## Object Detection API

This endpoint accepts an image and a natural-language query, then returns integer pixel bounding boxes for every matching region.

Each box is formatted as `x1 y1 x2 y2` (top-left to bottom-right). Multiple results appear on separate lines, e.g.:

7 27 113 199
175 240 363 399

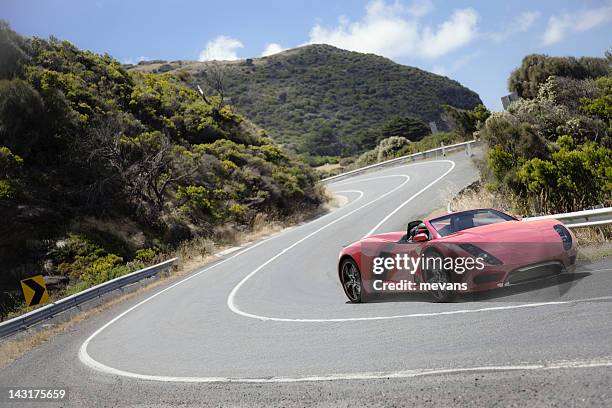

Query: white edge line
78 352 612 383
215 246 243 257
224 295 612 322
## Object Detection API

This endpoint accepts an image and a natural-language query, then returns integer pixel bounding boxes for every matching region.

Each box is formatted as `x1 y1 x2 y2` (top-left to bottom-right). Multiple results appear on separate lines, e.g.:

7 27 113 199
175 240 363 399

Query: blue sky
2 0 611 110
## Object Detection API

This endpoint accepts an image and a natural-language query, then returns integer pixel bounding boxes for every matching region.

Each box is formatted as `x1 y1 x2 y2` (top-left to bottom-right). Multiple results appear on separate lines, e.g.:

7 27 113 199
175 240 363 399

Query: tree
87 121 206 221
198 62 229 109
508 54 609 99
0 20 31 79
442 104 490 137
380 116 430 142
352 128 379 152
0 79 45 156
302 126 343 156
581 75 612 123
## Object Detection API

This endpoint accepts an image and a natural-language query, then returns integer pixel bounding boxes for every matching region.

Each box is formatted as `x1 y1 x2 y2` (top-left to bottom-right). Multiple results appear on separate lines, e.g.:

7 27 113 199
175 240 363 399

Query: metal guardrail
0 257 178 339
321 140 478 183
523 207 612 228
448 200 612 228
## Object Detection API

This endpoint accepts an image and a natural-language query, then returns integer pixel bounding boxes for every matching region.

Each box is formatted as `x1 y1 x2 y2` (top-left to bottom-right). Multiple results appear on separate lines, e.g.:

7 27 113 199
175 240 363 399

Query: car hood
440 219 566 265
441 220 559 242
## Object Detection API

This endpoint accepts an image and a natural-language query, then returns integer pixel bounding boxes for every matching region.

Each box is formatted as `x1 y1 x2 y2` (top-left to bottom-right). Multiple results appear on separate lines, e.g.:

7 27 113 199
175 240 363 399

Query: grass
448 181 515 215
573 225 612 262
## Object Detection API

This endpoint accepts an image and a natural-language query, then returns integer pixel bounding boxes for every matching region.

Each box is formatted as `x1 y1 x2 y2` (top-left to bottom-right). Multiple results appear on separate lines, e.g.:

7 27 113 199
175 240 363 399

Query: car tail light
458 243 503 265
553 224 572 251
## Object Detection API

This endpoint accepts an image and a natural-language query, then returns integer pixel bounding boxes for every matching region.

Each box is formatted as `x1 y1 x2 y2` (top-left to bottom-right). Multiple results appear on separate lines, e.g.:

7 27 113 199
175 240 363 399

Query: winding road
2 151 612 407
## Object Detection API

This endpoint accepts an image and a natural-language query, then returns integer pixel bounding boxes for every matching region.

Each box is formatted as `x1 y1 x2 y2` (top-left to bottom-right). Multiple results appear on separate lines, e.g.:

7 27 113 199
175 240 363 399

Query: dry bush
574 225 612 245
70 216 146 250
448 182 516 215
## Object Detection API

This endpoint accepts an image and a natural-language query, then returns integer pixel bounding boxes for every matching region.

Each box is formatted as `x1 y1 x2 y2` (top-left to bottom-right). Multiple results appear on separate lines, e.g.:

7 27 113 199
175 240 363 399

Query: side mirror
413 233 428 242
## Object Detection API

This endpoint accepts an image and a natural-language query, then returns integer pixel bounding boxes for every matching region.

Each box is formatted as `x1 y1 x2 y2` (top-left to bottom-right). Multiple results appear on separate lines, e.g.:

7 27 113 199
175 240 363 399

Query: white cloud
516 11 540 31
488 11 540 42
307 0 478 59
543 4 612 46
406 0 434 17
419 9 479 58
198 35 243 61
261 43 285 57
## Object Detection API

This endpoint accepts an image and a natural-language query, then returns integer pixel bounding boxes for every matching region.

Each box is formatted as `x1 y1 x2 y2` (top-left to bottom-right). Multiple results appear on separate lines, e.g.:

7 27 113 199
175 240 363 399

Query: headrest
452 215 474 232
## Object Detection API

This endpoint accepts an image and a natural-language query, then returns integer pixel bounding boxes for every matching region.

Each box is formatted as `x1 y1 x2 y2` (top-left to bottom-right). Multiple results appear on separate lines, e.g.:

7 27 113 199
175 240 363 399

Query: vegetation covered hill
132 44 482 158
0 22 324 316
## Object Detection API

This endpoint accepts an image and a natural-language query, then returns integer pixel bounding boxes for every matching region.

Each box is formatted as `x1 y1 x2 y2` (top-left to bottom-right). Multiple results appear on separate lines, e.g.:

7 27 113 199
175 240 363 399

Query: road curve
2 151 612 407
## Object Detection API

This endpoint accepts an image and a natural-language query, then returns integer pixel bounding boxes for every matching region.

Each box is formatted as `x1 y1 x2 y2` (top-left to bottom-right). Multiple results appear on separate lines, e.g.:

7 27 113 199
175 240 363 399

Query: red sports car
338 208 577 302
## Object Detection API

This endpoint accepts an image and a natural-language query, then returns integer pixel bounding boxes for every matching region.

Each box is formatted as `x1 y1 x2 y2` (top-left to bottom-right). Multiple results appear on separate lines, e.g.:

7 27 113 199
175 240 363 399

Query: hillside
0 23 324 315
131 44 483 156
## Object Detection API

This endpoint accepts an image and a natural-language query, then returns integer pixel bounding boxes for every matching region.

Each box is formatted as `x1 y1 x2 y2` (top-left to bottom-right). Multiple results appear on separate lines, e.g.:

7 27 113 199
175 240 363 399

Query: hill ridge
132 44 482 156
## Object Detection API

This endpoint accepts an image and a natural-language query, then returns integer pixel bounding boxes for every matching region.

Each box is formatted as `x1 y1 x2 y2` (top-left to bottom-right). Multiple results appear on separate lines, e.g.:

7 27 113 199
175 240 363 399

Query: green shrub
135 247 158 262
0 179 18 199
81 254 123 285
228 203 249 222
517 141 611 212
176 185 227 219
376 136 410 161
487 145 516 182
581 76 612 123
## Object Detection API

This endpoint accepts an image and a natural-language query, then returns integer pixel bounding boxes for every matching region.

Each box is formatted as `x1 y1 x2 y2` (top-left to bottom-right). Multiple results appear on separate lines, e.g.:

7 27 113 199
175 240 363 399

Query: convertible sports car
338 208 577 302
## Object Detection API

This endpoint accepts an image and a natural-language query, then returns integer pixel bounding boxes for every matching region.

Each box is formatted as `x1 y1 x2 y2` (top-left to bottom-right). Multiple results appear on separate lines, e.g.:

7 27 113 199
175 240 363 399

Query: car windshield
430 209 515 237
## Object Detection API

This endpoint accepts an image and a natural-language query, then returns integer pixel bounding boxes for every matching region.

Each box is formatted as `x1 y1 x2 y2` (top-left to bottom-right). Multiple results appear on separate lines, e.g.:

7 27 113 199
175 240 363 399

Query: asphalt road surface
1 151 611 407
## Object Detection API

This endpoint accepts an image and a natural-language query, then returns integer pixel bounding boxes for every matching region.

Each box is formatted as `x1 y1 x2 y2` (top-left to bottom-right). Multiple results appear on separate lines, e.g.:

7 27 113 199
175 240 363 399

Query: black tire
423 250 456 303
340 258 367 303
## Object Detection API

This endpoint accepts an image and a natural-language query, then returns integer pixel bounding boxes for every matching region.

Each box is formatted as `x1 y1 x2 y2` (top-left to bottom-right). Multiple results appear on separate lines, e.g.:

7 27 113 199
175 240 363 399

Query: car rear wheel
340 258 366 303
423 250 456 303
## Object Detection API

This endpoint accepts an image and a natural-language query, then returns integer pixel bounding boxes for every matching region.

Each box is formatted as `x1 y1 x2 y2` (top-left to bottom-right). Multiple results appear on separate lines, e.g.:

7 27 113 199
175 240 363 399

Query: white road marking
215 246 243 257
331 190 364 207
226 295 612 322
78 352 612 383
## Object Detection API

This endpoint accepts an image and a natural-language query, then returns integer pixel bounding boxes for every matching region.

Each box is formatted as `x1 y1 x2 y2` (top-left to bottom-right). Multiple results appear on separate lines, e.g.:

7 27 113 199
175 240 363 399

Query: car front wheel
340 258 367 303
423 250 456 303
